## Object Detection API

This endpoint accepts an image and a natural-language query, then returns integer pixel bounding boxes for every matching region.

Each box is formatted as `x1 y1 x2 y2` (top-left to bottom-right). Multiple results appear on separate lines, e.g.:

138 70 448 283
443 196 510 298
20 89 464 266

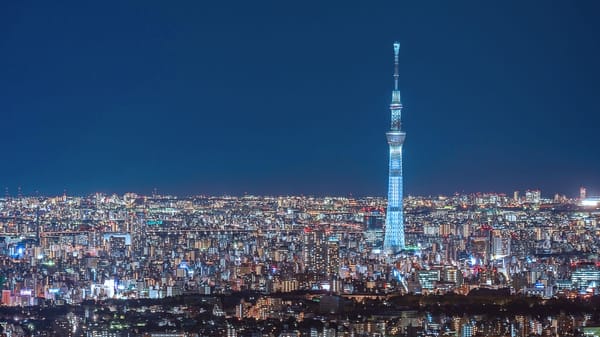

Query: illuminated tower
383 42 406 252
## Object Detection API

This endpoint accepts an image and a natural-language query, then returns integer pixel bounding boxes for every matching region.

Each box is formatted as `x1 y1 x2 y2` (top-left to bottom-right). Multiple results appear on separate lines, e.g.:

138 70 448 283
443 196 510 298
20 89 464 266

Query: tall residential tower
383 42 406 252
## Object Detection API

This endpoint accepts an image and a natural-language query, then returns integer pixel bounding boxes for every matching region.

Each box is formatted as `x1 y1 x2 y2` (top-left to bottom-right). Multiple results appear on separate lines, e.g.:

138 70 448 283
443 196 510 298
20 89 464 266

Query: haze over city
2 1 599 197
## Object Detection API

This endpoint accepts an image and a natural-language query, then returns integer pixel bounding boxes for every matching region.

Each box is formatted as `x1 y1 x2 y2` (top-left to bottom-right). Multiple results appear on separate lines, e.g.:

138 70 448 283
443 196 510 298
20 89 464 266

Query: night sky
1 1 599 197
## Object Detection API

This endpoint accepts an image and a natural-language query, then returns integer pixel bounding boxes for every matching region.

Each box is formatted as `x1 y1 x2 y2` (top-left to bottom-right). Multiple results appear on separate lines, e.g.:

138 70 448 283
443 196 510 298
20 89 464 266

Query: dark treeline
383 293 600 317
3 292 600 318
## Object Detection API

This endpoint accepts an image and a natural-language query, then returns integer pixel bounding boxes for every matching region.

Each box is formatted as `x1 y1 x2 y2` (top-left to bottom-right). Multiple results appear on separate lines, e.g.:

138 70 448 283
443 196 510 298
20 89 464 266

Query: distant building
303 227 327 277
581 197 600 207
443 267 464 286
417 270 440 291
326 237 340 277
525 190 541 204
364 209 384 231
572 266 600 289
1 289 11 306
461 323 473 337
492 235 511 258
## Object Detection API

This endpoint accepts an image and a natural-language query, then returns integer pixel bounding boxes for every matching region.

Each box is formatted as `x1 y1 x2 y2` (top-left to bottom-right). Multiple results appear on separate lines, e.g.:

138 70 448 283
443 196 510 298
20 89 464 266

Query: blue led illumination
383 42 406 253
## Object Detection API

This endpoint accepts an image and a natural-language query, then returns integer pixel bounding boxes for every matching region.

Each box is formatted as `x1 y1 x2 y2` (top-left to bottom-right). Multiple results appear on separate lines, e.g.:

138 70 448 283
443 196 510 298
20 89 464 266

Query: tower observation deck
383 42 406 253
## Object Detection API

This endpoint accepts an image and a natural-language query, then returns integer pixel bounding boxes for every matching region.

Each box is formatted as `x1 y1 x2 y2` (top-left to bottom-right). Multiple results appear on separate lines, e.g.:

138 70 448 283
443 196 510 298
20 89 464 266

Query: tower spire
393 42 400 90
390 42 402 131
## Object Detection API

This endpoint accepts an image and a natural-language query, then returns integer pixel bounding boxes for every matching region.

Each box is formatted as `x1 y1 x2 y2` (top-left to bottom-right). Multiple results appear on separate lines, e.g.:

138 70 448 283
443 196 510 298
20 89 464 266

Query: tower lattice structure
383 42 406 252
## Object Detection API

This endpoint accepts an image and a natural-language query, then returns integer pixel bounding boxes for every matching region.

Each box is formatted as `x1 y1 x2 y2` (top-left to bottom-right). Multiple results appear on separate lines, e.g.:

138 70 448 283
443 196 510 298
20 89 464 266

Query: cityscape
0 189 600 336
2 1 600 337
1 45 600 335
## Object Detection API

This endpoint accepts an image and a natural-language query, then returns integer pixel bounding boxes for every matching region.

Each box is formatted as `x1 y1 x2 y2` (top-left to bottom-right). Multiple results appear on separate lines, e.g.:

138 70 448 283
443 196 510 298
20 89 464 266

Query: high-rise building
525 190 541 204
492 233 511 258
326 237 340 277
303 226 341 280
383 42 406 252
417 270 440 291
461 323 474 337
303 227 327 276
2 289 11 306
571 265 600 289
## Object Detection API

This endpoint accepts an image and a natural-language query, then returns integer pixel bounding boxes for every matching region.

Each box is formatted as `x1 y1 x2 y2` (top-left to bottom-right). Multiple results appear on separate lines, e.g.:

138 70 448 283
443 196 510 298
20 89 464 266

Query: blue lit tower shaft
383 42 406 252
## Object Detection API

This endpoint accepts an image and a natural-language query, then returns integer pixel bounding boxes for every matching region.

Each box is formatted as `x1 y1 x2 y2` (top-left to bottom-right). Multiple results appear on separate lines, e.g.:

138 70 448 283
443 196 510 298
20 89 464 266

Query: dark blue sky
1 1 599 197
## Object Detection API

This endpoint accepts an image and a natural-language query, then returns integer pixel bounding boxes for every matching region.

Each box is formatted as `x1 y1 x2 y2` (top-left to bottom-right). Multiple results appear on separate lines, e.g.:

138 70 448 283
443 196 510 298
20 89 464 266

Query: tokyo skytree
383 42 406 253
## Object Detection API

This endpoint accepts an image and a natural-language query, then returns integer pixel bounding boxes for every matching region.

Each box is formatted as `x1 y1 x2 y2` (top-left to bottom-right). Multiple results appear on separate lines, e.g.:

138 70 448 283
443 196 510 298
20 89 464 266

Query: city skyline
1 2 599 196
0 187 596 200
2 3 600 336
1 189 599 336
